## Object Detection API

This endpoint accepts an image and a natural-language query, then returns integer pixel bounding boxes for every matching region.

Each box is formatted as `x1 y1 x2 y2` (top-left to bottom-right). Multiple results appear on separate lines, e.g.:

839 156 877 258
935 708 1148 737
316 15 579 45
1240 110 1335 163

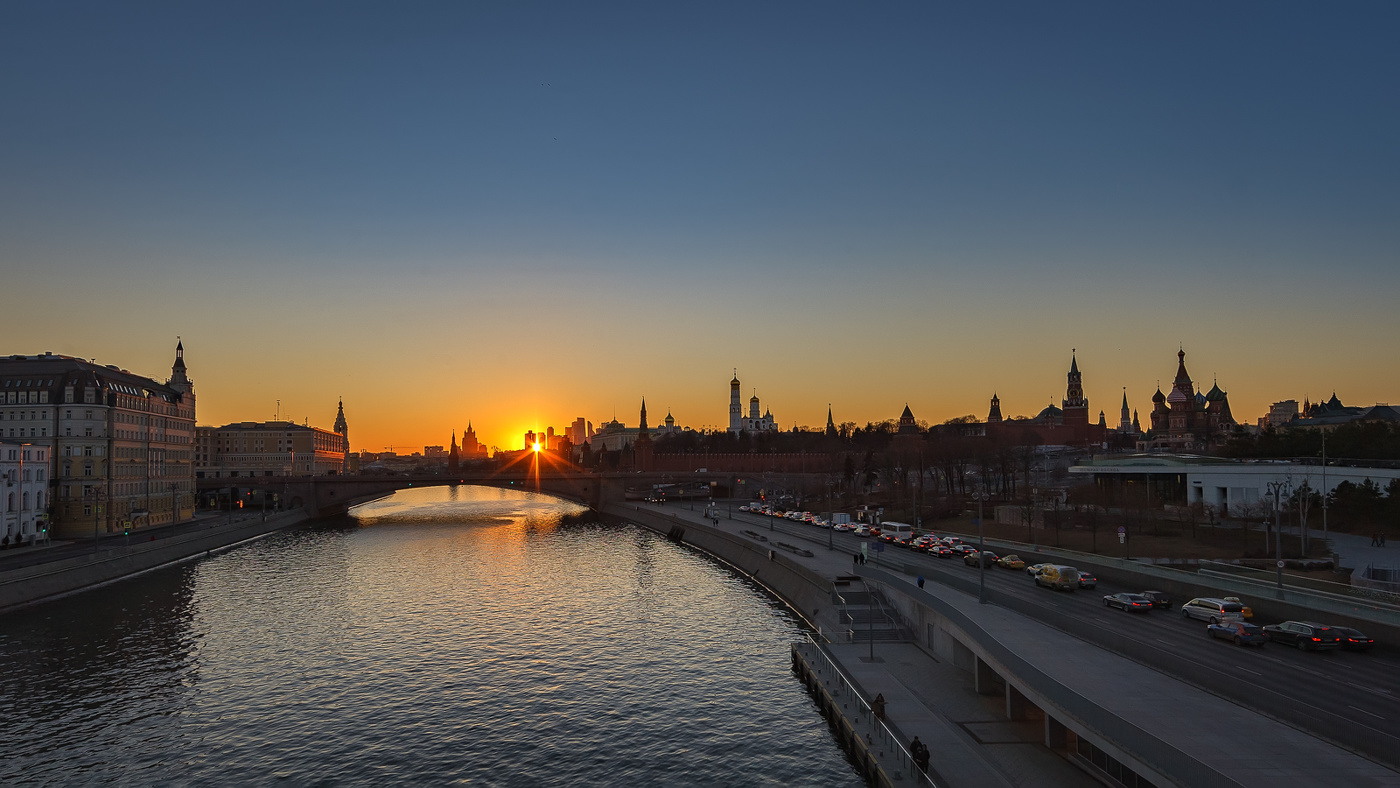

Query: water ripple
0 487 861 786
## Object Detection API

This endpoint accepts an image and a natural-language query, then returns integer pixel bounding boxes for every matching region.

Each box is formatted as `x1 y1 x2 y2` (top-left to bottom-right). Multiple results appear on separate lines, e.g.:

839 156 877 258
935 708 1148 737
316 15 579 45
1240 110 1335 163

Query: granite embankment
0 509 312 613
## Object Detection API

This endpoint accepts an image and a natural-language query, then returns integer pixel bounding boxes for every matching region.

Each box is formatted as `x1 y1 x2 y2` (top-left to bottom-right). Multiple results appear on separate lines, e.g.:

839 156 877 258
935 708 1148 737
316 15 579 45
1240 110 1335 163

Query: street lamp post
1266 479 1291 597
974 487 991 604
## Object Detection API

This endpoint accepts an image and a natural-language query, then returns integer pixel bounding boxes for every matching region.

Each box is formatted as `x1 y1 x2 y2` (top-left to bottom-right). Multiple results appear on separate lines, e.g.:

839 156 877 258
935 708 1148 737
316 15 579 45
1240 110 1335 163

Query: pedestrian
1372 533 1379 547
871 692 886 721
854 551 861 568
910 736 930 773
917 575 925 589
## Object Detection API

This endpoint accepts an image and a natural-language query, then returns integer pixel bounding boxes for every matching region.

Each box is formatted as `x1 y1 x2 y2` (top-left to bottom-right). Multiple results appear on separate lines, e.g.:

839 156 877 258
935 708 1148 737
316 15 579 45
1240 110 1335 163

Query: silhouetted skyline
3 2 1397 450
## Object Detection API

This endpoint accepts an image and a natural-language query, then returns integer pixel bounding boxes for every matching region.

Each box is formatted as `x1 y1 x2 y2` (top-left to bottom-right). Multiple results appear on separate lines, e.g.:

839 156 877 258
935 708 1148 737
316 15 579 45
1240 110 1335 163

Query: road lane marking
1236 666 1262 676
1349 705 1386 721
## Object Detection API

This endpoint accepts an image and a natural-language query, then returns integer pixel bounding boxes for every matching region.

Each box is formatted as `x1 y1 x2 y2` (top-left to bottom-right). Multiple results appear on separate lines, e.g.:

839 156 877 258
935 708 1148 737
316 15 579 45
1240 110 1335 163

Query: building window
83 463 93 476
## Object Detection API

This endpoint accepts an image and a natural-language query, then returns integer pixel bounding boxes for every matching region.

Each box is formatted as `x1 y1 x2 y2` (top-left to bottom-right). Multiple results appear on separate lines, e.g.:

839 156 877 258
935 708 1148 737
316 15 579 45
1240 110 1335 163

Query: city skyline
4 3 1398 452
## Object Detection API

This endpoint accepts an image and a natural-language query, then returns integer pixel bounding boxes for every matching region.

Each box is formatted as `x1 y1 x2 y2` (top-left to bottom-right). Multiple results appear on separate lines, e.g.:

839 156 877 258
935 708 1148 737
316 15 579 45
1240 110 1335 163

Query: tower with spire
826 405 837 438
168 339 192 393
332 397 349 472
1119 389 1132 433
1062 350 1089 428
448 431 460 473
728 371 742 434
988 393 1003 424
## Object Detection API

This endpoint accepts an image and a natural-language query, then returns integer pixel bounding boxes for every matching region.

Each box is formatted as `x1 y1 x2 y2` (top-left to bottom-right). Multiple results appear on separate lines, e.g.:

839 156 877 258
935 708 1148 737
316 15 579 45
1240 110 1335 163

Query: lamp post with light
1266 478 1292 596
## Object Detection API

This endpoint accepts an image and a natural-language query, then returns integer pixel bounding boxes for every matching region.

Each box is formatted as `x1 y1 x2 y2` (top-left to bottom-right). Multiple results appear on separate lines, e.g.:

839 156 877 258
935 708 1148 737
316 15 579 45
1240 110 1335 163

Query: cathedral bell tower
728 371 742 433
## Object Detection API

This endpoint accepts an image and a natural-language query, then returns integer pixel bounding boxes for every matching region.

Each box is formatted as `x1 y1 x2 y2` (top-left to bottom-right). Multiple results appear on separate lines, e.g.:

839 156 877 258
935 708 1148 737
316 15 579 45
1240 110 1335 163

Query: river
0 486 862 786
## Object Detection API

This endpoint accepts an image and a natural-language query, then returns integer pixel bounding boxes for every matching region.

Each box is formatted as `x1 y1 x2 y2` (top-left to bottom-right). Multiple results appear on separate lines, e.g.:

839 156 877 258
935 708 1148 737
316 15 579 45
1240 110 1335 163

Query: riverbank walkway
618 501 1399 787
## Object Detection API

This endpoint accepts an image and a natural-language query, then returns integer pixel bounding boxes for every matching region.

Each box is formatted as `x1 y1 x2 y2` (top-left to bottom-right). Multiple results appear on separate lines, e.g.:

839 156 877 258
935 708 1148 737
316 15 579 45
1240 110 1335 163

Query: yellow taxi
997 554 1026 570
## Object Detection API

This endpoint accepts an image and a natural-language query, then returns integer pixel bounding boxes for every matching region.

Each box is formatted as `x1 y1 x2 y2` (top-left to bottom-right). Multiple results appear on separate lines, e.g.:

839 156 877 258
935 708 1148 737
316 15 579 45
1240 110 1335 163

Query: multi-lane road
726 508 1400 769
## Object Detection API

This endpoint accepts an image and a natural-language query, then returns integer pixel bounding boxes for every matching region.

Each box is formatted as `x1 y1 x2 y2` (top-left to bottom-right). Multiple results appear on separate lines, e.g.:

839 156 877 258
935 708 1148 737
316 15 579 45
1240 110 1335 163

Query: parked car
1103 593 1154 612
1332 627 1375 651
853 525 872 537
1140 590 1172 609
996 554 1026 570
1262 621 1342 651
1208 621 1267 647
1025 563 1048 577
1076 571 1098 589
1180 598 1246 624
1035 565 1080 591
964 550 998 567
1222 596 1253 619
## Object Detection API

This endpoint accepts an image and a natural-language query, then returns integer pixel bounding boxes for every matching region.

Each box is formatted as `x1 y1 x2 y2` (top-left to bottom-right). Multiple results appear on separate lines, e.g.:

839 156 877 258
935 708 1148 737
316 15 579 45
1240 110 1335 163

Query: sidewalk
1323 528 1398 572
626 502 1400 786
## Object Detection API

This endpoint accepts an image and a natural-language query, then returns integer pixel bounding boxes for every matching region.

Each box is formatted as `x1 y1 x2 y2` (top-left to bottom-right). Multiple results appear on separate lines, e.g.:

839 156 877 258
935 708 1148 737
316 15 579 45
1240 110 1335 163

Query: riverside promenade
608 501 1400 788
0 508 311 613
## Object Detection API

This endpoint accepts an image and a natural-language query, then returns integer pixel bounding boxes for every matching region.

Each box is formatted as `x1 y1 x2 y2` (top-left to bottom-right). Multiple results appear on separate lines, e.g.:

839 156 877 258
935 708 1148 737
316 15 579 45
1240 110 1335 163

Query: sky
3 2 1398 452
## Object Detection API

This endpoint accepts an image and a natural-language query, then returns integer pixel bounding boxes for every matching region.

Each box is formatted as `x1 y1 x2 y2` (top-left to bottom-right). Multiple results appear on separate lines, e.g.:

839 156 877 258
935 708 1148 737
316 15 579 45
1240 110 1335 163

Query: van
1035 565 1080 591
1181 598 1246 624
880 522 915 539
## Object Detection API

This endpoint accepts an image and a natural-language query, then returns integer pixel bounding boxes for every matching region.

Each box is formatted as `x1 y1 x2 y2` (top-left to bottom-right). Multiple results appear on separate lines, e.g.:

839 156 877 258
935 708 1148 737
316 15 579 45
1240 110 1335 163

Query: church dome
1151 387 1166 404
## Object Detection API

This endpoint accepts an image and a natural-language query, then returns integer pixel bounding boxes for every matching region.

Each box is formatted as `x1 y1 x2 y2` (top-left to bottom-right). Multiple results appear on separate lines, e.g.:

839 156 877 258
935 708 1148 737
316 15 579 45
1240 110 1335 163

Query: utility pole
975 487 991 604
1320 431 1328 539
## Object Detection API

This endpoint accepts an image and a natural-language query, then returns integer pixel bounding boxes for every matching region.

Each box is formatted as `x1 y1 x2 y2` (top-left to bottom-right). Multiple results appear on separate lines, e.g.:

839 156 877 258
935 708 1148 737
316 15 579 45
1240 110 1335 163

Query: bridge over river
194 469 775 518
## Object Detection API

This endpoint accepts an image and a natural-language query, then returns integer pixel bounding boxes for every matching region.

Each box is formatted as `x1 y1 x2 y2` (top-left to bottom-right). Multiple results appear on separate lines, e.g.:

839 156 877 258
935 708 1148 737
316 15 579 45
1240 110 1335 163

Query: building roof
1 352 185 404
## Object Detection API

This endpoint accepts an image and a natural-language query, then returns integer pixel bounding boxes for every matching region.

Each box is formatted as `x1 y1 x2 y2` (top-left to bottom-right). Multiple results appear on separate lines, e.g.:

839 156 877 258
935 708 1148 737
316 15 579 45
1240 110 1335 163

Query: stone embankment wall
600 504 834 628
0 510 310 613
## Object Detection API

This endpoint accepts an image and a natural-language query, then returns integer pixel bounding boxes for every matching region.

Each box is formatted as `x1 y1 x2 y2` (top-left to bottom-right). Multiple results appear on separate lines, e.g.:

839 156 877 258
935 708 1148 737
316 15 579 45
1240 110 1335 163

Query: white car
833 523 854 533
853 525 871 537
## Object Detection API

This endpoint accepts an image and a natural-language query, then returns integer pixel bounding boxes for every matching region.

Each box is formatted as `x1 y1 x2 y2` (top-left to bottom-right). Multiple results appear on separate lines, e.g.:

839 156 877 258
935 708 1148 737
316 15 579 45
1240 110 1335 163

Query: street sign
1277 560 1285 568
1117 526 1126 534
1118 533 1126 544
875 542 885 552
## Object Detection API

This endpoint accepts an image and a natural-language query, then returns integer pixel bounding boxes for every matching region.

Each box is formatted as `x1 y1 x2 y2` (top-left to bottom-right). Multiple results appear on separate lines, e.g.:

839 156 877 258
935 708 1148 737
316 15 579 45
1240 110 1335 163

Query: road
726 508 1400 769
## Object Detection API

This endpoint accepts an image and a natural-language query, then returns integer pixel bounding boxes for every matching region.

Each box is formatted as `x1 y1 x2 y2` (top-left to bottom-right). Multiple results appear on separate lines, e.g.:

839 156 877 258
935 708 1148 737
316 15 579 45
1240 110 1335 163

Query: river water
0 486 862 786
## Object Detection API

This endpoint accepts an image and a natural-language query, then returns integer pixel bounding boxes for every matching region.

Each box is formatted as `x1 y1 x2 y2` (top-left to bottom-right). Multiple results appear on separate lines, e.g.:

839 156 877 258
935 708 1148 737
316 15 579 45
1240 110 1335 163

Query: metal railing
799 633 938 787
1198 560 1400 610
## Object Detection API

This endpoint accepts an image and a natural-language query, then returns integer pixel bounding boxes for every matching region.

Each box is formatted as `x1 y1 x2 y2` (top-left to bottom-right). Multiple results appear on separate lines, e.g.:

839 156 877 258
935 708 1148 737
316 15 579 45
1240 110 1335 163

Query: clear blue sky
3 2 1397 449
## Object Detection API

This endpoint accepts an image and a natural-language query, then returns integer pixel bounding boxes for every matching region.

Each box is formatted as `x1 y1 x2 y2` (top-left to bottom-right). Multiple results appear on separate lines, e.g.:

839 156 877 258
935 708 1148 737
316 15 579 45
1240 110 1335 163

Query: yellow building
196 412 348 481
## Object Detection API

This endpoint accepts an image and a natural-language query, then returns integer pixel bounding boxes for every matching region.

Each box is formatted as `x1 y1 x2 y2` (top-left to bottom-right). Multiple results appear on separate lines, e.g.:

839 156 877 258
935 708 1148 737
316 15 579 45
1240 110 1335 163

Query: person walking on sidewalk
871 693 886 722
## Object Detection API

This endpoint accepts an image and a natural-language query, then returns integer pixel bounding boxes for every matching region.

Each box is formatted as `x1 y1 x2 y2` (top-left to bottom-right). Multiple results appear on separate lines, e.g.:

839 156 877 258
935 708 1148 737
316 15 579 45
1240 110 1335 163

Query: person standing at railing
871 693 886 721
911 736 930 774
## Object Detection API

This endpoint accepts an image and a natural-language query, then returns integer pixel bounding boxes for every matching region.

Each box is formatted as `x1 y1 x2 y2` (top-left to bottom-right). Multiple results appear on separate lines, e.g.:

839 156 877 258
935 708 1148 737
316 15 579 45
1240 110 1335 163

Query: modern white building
1070 455 1400 517
1 441 49 546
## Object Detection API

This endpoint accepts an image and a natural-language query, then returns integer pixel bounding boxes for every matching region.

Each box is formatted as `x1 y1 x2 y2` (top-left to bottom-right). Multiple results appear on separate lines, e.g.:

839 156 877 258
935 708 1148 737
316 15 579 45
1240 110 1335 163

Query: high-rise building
0 342 196 539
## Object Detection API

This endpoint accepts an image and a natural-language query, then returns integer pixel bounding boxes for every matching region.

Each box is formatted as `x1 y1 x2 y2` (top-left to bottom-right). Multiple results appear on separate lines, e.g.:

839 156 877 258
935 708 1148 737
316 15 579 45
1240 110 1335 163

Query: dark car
951 544 978 556
1140 590 1172 609
1076 571 1098 589
929 545 955 558
1333 626 1375 652
963 550 998 567
1208 621 1267 647
1103 593 1153 612
1262 621 1342 651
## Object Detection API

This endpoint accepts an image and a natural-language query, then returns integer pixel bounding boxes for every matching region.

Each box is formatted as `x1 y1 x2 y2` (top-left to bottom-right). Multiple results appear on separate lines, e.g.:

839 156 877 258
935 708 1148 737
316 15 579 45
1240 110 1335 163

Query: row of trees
1222 421 1400 460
